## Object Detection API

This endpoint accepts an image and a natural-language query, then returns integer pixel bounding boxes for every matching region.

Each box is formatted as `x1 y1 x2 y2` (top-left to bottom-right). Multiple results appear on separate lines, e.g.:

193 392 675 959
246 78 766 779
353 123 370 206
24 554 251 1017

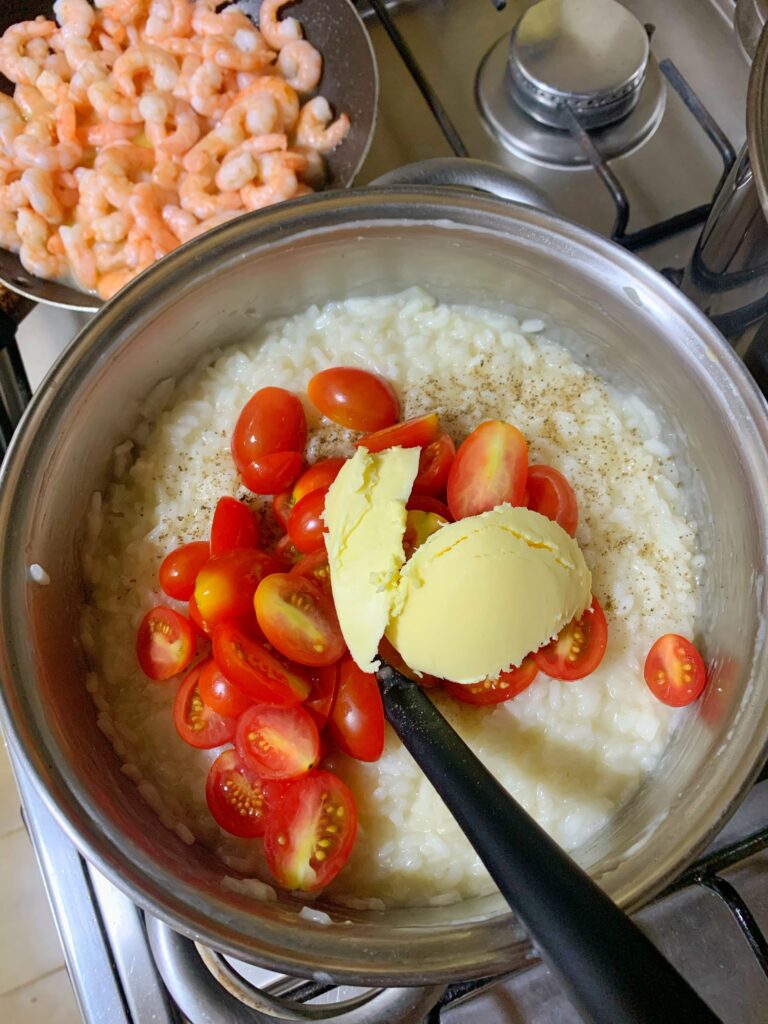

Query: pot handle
370 157 550 210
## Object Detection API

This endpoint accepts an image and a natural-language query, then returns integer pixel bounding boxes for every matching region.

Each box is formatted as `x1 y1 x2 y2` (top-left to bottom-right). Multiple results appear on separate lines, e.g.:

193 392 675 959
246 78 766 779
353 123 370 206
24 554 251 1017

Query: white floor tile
0 967 81 1024
0 829 64 994
0 733 22 838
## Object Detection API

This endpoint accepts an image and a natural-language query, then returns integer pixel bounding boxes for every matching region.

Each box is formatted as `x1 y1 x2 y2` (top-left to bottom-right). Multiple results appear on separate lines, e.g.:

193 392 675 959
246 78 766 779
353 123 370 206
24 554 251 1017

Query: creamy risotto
80 288 700 907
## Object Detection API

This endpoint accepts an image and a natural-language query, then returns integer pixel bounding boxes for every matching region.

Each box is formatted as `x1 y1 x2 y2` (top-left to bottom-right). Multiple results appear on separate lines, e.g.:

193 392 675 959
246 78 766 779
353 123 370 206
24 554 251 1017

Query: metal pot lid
508 0 649 130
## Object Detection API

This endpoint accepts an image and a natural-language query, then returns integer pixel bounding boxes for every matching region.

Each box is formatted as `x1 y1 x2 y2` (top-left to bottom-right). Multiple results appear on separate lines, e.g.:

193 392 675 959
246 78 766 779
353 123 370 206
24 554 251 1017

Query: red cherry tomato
328 656 385 762
211 497 260 555
198 658 253 719
136 606 196 681
644 634 707 707
412 433 455 497
264 770 358 891
287 487 328 555
307 367 399 432
447 420 529 520
356 412 440 453
194 548 278 630
206 749 277 838
212 622 311 706
526 465 579 537
290 549 332 594
231 387 307 470
173 660 236 748
406 494 453 520
236 704 320 780
159 541 210 601
272 491 294 532
255 572 345 667
188 594 211 637
305 663 339 729
240 451 304 495
445 657 538 705
292 458 346 504
273 533 303 569
533 597 608 681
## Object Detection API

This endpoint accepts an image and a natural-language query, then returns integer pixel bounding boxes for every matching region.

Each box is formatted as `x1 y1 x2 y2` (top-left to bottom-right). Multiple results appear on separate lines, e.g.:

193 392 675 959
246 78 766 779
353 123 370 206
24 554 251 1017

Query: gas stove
7 1 768 1022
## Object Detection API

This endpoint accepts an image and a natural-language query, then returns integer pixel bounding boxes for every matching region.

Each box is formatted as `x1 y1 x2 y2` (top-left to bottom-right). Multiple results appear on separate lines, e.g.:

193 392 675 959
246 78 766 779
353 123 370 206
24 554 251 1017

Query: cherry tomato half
231 387 307 470
406 494 452 521
173 660 236 749
206 749 277 838
159 541 210 602
290 549 332 594
210 496 260 555
272 491 294 532
255 572 345 667
533 596 608 682
198 658 253 719
213 622 311 706
188 594 211 637
412 433 455 497
402 509 447 558
447 420 529 520
240 450 304 495
287 487 328 555
136 606 196 681
644 634 707 707
305 663 339 729
292 458 346 504
526 465 579 537
307 367 399 432
328 656 385 762
273 533 303 569
356 412 440 453
264 770 358 891
236 704 320 780
445 657 538 705
194 548 278 630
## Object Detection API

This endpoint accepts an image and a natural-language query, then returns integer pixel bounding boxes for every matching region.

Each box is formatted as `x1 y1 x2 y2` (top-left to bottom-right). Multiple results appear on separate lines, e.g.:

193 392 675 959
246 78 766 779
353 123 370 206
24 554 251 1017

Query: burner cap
508 0 650 130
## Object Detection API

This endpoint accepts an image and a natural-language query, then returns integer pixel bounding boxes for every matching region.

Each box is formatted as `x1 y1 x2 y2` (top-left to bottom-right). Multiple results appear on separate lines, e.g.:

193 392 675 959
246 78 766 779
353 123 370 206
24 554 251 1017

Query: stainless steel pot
1 184 768 989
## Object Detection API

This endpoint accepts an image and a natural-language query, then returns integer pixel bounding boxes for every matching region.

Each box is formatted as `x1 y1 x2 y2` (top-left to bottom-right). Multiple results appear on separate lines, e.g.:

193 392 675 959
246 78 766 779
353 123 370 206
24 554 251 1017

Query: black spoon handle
376 664 721 1024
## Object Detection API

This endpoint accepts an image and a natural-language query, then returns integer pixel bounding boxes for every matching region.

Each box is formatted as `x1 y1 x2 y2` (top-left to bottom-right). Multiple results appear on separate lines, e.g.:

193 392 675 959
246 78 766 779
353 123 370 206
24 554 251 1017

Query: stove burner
476 34 666 169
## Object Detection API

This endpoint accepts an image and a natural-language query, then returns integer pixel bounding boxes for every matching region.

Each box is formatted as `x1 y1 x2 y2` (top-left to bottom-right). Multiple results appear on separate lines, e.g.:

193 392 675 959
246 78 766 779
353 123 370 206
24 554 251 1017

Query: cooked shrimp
296 96 350 153
276 40 321 94
20 168 64 223
201 29 274 73
97 267 134 298
145 97 201 155
224 77 299 134
91 208 133 243
183 123 243 173
14 84 53 121
178 166 242 219
151 158 180 188
161 202 197 242
259 0 302 51
215 131 287 189
183 207 242 240
0 210 20 250
35 69 72 105
0 95 24 154
14 109 83 171
240 150 305 211
113 45 179 97
0 177 26 213
17 206 66 278
101 0 147 25
87 79 142 122
94 142 154 205
53 0 96 39
128 181 180 249
294 143 325 188
186 60 233 119
145 0 192 41
93 240 130 273
75 167 111 219
0 18 57 86
59 222 98 288
81 121 137 146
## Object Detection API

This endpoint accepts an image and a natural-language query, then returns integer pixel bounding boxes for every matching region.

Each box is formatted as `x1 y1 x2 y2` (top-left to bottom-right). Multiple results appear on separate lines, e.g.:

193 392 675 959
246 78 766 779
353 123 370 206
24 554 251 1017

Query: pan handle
370 158 550 210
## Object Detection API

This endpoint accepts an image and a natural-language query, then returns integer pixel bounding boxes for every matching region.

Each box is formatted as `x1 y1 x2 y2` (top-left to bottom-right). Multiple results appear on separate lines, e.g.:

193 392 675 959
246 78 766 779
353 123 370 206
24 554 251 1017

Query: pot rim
2 187 768 984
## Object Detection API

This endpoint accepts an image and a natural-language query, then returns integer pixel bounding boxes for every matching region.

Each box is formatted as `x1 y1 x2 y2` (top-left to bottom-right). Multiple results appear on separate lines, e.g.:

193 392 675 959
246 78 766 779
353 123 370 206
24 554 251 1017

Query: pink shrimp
145 97 201 156
214 133 287 191
151 158 181 188
58 222 98 289
17 206 66 279
295 96 350 153
145 0 192 41
259 0 302 51
81 121 138 146
87 80 142 123
97 266 135 299
13 84 53 120
90 208 133 243
276 40 322 94
224 77 300 134
178 166 243 219
94 142 154 205
112 45 180 97
0 210 20 250
0 95 24 154
161 202 197 242
183 207 242 240
0 18 57 86
182 123 243 174
185 60 234 119
20 168 64 223
14 104 83 171
201 29 275 73
128 181 180 250
240 150 305 211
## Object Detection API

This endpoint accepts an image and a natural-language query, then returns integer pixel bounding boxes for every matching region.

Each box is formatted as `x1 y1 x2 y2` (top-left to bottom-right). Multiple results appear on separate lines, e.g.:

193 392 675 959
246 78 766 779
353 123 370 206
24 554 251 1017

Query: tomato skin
328 656 385 762
287 487 328 555
307 367 399 432
240 451 304 495
447 420 529 520
305 663 339 728
526 465 579 537
206 749 276 838
273 533 303 570
406 494 453 521
198 659 253 719
231 387 307 470
292 458 346 504
212 622 311 706
173 661 236 749
402 509 447 558
445 657 538 705
413 433 455 497
644 634 706 707
137 606 196 681
255 573 345 667
356 412 440 453
264 770 358 891
272 491 294 532
236 704 320 780
188 594 211 637
211 497 260 555
194 548 278 630
290 549 332 594
159 541 210 601
533 596 608 681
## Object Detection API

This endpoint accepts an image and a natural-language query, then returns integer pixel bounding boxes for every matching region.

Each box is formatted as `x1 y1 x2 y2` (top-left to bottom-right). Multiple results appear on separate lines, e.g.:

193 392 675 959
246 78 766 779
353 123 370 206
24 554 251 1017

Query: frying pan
0 0 378 311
